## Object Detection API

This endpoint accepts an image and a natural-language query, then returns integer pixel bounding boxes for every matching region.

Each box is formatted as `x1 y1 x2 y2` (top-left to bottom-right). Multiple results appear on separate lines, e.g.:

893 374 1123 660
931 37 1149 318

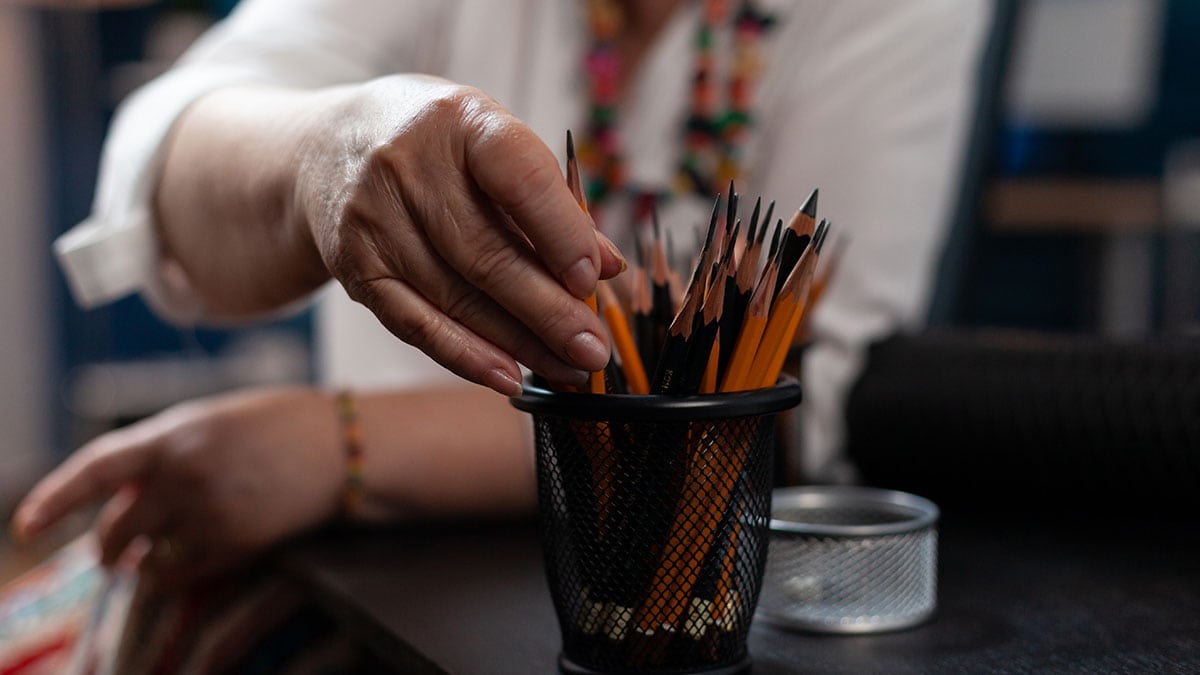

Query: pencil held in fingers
566 130 610 393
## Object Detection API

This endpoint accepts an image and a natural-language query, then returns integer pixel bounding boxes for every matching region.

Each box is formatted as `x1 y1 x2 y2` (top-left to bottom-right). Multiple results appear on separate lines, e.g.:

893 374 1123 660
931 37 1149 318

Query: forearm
349 386 536 523
155 85 347 318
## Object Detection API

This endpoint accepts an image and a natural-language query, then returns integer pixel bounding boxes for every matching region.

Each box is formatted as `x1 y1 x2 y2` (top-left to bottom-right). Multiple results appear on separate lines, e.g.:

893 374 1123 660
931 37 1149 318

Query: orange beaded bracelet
335 390 365 519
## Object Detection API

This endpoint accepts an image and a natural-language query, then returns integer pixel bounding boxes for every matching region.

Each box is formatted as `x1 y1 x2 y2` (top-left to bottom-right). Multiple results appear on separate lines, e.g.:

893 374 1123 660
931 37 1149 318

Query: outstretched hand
11 388 343 586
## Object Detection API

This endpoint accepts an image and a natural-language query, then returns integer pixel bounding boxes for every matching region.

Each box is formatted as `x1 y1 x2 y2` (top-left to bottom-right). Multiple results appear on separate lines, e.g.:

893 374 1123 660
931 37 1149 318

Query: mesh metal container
757 486 939 634
512 379 802 674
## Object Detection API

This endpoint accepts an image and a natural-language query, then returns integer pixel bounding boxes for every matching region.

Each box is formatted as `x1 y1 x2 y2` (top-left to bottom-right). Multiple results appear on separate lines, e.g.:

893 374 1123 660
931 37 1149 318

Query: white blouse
54 0 992 481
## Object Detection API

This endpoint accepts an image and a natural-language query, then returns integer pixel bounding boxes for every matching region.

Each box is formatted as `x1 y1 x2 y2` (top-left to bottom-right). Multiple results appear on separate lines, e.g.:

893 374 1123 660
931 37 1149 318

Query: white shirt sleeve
54 0 451 322
749 0 993 481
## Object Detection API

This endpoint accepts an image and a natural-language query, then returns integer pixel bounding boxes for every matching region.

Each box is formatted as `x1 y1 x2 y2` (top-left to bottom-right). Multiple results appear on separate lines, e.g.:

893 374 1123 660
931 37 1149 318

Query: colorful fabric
0 537 378 675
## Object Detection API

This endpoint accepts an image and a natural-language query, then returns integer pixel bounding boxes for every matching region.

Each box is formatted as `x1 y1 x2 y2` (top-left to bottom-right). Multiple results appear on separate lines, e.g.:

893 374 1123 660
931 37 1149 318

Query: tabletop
284 514 1200 674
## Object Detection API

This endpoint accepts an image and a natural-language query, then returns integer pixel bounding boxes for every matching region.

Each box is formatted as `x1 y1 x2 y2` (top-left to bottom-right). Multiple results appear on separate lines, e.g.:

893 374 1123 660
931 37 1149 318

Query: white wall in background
0 9 52 502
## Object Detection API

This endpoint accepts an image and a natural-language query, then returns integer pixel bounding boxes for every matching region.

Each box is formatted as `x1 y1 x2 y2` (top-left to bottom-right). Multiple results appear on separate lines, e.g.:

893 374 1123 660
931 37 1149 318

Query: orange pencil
747 220 828 388
566 131 605 394
718 198 764 377
720 240 782 392
772 191 818 301
598 281 650 395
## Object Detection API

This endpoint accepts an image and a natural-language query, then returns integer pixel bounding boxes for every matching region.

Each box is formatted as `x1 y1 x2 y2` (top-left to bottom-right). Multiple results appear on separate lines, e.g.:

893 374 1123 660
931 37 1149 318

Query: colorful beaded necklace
577 0 775 220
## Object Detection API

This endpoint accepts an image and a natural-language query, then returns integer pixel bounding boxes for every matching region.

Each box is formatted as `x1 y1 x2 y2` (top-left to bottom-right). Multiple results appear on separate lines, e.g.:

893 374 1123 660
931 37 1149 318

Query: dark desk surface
285 516 1200 674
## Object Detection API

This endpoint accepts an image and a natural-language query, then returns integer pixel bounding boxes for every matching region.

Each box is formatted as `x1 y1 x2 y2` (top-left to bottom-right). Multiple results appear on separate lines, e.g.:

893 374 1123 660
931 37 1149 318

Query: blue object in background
964 0 1200 332
40 1 310 458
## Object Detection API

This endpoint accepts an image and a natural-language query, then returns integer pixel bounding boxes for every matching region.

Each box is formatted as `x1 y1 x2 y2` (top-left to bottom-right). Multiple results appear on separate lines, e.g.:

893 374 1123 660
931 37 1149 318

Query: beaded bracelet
335 390 365 519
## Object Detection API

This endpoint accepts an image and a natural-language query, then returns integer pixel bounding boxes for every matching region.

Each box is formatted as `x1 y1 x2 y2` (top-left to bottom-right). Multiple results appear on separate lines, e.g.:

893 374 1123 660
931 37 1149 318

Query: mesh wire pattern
758 487 939 634
513 380 801 674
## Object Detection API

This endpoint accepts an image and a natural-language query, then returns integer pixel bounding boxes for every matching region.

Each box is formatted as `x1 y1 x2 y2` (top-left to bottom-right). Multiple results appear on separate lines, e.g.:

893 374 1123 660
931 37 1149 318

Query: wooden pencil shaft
773 198 817 297
679 317 719 395
718 281 752 379
735 213 767 295
634 427 745 632
715 221 741 294
600 281 650 394
565 131 604 393
688 198 723 291
759 272 816 387
719 254 778 392
651 277 703 394
747 250 817 388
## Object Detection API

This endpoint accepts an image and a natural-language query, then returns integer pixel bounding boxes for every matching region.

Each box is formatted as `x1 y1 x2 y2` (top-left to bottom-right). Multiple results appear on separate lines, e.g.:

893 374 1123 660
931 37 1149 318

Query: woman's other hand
10 388 342 585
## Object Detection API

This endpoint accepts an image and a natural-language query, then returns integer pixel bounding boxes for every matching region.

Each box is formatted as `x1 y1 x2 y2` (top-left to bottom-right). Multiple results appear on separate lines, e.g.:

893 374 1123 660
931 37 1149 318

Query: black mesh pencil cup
512 377 802 675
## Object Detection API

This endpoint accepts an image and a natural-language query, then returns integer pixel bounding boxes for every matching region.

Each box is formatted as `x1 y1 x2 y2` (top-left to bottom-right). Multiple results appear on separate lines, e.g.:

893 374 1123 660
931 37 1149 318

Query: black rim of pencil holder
512 377 802 675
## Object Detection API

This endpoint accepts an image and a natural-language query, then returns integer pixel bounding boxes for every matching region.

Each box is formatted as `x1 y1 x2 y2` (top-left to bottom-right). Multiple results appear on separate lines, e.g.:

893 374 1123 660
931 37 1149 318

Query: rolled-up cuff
54 211 156 309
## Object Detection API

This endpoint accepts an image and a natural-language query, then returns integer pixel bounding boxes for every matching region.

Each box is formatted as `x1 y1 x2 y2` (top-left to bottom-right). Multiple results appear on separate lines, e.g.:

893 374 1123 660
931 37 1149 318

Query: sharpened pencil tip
800 188 818 219
815 219 831 254
757 201 776 246
566 130 575 160
768 218 783 260
703 197 721 249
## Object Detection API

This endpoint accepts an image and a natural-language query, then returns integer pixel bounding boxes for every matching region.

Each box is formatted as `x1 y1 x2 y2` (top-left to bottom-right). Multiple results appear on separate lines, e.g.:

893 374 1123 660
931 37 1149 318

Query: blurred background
0 0 1198 513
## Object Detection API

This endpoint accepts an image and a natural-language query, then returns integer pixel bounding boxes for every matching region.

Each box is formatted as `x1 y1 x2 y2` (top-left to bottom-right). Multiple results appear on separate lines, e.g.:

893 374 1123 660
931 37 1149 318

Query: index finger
465 117 621 298
13 426 159 540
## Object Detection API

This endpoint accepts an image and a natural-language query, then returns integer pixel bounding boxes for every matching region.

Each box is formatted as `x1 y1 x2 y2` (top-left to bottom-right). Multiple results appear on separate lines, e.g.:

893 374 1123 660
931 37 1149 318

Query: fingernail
542 364 590 390
483 369 523 397
598 234 628 273
562 257 598 298
564 332 609 371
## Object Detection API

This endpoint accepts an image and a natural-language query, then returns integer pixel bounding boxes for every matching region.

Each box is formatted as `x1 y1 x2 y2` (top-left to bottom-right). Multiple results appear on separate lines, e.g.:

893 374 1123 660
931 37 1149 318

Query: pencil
757 220 831 387
773 189 818 300
719 197 763 377
719 238 782 392
632 243 657 374
650 206 674 365
679 261 726 395
747 219 828 388
650 199 721 394
566 131 606 394
598 280 650 394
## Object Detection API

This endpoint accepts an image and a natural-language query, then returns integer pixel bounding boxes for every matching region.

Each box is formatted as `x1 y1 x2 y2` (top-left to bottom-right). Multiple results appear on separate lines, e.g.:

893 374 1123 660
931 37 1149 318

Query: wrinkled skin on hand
298 76 626 394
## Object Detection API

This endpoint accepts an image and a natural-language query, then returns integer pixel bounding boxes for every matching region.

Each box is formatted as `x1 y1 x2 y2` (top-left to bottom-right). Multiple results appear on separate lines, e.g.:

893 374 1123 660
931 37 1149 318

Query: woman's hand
11 388 343 585
299 76 626 393
158 76 625 395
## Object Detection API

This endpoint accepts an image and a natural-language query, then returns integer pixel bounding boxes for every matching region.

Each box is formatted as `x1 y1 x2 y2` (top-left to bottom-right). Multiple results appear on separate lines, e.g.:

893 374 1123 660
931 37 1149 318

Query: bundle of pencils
562 131 831 397
546 132 834 666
